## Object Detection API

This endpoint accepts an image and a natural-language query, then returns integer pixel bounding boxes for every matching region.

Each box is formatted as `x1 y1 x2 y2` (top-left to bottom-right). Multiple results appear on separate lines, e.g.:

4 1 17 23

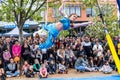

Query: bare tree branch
11 0 18 24
25 0 37 19
25 0 47 20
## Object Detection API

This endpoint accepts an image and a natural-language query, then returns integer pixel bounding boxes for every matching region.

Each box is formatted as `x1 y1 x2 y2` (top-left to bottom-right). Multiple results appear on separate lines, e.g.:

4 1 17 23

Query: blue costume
39 17 70 49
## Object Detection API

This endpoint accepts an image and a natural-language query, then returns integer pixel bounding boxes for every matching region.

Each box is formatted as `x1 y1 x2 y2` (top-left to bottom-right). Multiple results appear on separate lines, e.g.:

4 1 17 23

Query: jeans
75 66 86 71
49 67 56 73
103 69 112 74
6 71 19 77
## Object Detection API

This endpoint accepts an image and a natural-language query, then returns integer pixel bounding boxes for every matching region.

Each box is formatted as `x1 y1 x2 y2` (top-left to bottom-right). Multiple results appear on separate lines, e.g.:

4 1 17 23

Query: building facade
45 0 117 23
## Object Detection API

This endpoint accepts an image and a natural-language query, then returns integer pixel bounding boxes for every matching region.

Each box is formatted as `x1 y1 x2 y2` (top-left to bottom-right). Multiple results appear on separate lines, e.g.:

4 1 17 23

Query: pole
96 0 120 74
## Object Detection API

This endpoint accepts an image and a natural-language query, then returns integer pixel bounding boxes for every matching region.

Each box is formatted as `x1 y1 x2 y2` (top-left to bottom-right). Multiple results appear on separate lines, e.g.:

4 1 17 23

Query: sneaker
17 75 19 77
7 75 12 78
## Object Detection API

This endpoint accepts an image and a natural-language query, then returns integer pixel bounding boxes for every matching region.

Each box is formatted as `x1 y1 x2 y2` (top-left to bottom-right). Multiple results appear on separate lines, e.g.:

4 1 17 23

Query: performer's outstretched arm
58 0 68 17
73 22 92 28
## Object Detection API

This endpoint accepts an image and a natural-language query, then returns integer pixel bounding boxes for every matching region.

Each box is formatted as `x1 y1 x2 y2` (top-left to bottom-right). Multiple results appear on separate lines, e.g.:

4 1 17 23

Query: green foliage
85 3 119 38
0 0 47 22
59 30 69 38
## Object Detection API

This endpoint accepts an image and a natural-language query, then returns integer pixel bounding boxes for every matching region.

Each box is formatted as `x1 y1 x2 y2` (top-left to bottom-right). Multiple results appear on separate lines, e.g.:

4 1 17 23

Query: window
76 6 81 16
53 7 60 18
65 5 81 16
53 4 81 17
86 8 95 17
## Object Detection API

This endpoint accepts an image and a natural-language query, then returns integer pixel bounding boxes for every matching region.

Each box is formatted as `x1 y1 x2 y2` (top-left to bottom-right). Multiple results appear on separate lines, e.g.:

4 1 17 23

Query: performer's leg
39 33 54 49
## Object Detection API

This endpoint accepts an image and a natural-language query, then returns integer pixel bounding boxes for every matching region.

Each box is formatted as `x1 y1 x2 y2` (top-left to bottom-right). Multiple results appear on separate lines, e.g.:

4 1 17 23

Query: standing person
37 0 92 49
12 40 21 59
2 38 13 55
35 50 42 63
41 48 47 63
93 41 103 57
21 40 31 62
57 45 65 63
82 36 93 58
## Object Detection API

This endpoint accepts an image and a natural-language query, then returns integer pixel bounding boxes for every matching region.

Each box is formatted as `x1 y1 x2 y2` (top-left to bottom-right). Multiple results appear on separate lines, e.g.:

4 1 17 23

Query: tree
0 0 63 43
85 3 119 38
0 0 47 43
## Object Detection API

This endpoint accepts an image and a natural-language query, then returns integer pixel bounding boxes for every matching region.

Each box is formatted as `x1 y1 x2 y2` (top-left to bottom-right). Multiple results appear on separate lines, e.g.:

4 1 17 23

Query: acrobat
38 0 92 49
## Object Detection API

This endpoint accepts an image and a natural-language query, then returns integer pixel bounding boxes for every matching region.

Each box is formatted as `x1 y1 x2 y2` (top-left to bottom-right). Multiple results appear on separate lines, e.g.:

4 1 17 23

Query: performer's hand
88 17 94 26
89 21 94 26
102 25 107 28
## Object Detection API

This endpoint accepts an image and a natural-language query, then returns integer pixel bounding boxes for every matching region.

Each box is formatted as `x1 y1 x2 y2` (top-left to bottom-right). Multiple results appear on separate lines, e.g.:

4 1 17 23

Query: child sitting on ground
99 61 113 74
25 66 34 78
22 61 30 75
58 60 68 74
39 64 48 78
49 60 56 74
33 59 41 74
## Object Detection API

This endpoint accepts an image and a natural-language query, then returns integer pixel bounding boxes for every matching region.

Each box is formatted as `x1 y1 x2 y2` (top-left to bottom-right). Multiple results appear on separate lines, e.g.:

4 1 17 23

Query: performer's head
69 13 78 21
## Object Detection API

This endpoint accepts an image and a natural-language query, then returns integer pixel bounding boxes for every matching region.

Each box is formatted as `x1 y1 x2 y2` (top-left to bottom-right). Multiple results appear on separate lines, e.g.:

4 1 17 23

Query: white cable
45 0 48 25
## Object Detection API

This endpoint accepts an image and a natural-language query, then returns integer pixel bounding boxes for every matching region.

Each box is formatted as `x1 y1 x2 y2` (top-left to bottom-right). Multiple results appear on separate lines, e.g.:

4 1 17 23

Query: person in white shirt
93 41 103 57
57 45 65 63
99 61 112 74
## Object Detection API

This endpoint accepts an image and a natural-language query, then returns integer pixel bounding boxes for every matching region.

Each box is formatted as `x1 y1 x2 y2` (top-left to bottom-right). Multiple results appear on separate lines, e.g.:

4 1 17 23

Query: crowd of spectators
0 34 118 79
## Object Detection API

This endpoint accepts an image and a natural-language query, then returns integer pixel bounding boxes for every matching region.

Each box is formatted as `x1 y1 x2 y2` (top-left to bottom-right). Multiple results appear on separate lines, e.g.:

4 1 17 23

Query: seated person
22 61 30 75
33 59 41 73
6 58 19 77
35 50 42 63
0 59 6 80
49 60 56 74
48 54 55 62
58 60 68 74
39 64 48 78
43 60 50 72
65 45 76 68
75 54 91 72
25 66 34 78
99 61 113 74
